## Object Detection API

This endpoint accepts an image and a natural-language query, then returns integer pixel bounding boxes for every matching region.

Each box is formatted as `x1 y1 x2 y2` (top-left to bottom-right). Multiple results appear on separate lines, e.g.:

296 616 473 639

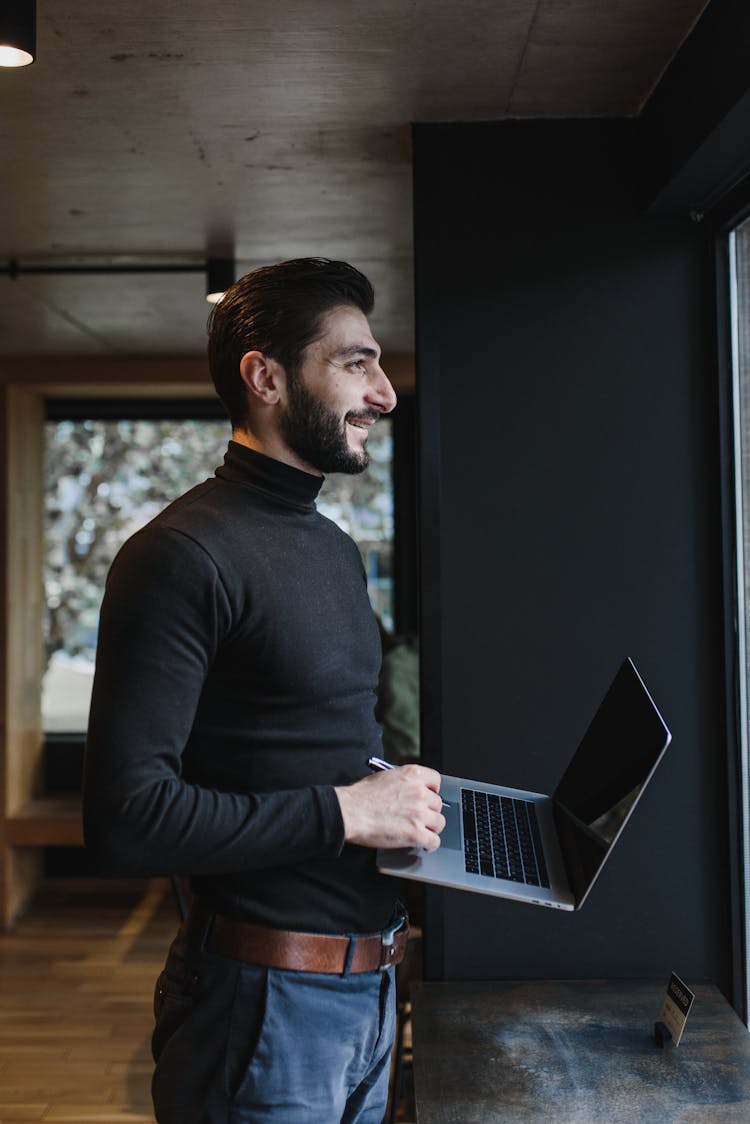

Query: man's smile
346 409 380 432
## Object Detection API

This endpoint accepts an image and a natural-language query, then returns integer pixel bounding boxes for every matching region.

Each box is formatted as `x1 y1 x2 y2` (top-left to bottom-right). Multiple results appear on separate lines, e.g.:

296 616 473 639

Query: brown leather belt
186 905 409 974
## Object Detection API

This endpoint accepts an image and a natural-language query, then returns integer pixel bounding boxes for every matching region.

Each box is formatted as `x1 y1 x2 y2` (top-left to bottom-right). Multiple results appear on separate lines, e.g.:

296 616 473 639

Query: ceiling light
0 1 36 68
206 258 234 304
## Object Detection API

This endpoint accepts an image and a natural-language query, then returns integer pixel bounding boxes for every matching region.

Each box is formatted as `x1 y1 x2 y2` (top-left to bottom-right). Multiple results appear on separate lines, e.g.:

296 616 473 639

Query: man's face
280 305 397 475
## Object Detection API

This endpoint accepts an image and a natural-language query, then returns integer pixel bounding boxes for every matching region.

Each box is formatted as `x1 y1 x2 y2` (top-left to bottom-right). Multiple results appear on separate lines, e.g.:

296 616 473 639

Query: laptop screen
551 658 672 905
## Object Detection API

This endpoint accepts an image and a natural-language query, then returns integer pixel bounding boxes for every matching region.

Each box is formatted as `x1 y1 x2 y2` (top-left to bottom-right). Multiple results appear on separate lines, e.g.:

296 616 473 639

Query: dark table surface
411 979 750 1123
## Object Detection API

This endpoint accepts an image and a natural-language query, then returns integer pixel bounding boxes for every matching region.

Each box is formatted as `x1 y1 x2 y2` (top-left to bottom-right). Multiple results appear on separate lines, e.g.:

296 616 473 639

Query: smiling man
83 258 445 1124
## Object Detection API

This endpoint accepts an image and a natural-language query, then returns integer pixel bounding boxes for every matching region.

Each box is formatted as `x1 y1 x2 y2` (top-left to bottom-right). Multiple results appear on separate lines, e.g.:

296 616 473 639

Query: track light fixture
206 258 235 304
3 256 241 312
2 257 238 295
0 1 36 68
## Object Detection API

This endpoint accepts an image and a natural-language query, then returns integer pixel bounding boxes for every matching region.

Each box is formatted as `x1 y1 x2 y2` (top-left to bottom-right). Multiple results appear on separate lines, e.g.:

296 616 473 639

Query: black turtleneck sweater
83 441 398 934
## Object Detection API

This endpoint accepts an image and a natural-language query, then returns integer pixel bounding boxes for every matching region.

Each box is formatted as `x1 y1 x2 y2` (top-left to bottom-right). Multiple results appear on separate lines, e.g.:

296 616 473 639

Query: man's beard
280 373 375 475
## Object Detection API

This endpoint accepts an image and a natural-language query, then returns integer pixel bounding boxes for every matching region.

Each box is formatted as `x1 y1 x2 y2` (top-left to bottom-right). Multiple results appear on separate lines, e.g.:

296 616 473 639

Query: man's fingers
426 790 445 815
334 765 448 849
425 809 446 835
419 825 442 852
400 763 442 793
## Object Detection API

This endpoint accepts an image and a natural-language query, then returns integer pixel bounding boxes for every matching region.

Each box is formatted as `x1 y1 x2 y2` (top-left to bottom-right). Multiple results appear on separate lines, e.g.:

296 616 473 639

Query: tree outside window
43 416 393 732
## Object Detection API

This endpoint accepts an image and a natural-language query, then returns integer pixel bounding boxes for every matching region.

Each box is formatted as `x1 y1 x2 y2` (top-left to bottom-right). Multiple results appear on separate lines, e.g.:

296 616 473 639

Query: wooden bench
6 793 84 847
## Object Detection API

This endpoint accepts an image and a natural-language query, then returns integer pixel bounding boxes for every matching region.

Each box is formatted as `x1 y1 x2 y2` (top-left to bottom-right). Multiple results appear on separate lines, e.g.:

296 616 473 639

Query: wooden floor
0 879 416 1124
0 878 178 1124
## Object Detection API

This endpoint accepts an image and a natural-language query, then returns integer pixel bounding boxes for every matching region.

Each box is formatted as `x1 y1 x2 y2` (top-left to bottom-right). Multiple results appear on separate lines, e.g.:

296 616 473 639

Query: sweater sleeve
83 524 345 877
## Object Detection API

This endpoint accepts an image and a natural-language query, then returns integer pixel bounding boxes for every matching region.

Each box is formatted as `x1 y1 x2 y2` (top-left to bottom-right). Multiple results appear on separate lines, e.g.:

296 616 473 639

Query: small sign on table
655 972 695 1047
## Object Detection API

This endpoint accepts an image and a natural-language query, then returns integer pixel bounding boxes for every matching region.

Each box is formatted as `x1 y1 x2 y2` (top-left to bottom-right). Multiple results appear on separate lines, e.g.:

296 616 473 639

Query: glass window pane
43 418 393 733
729 219 750 1020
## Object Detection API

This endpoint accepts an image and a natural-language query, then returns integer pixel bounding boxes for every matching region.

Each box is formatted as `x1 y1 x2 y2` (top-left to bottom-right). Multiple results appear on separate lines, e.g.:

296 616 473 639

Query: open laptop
377 657 672 911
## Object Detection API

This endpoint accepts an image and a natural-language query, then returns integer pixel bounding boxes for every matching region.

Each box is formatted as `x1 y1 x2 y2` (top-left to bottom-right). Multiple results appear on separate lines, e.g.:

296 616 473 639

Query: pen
367 756 452 809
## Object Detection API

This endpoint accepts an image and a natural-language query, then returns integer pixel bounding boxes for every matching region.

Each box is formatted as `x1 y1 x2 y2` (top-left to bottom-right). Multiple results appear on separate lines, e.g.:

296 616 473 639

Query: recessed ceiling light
206 258 235 304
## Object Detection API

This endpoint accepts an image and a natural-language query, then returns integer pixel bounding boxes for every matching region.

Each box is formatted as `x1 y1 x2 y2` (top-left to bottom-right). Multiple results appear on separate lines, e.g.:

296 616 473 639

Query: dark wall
639 0 750 213
414 120 730 989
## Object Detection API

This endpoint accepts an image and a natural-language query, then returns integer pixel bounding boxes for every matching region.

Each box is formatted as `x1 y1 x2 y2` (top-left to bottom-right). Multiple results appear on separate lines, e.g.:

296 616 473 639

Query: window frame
714 195 750 1024
0 369 414 924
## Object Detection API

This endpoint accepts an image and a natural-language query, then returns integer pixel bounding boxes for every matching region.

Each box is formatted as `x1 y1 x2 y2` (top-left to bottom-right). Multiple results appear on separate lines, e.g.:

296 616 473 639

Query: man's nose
366 365 398 414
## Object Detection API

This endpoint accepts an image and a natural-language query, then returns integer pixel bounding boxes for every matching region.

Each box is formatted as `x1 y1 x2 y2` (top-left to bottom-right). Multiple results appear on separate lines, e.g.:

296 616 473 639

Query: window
42 406 393 733
728 218 750 1018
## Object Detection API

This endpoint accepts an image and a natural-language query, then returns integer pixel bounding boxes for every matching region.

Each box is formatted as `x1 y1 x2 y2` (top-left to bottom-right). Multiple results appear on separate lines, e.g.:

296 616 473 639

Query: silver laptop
377 657 672 911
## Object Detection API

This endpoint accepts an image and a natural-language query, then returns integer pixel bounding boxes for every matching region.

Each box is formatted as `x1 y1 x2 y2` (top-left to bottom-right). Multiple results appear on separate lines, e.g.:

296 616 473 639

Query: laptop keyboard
461 788 550 888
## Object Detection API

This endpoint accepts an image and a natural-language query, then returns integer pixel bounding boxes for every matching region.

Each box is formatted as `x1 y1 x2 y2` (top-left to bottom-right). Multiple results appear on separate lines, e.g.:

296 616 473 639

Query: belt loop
341 935 358 976
379 913 407 970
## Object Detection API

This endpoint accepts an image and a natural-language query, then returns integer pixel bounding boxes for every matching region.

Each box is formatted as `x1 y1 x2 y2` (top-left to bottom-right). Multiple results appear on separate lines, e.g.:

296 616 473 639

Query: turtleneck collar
215 440 324 509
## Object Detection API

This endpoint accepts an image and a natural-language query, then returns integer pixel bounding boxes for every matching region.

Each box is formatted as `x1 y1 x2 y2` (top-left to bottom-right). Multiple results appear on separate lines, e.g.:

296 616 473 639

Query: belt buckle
379 915 407 970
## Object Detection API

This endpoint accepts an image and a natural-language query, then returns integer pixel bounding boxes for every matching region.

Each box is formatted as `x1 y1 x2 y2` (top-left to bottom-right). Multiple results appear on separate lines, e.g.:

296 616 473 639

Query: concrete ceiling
0 0 709 361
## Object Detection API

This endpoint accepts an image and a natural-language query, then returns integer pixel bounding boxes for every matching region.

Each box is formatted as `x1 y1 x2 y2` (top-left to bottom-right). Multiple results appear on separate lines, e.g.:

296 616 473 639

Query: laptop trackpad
440 800 461 851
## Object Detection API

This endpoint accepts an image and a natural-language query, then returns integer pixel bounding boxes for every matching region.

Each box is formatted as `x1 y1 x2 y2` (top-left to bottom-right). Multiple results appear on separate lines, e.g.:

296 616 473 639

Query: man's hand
334 764 446 851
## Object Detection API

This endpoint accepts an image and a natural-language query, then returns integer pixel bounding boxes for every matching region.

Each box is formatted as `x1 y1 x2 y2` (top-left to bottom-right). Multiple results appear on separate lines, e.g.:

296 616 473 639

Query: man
83 258 445 1123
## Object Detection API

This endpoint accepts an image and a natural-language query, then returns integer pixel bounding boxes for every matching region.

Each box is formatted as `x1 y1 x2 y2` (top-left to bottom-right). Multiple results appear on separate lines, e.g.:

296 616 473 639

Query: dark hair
207 258 375 428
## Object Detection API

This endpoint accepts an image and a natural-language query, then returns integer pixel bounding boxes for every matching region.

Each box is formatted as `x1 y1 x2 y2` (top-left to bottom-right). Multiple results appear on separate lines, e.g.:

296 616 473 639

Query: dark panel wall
414 120 729 988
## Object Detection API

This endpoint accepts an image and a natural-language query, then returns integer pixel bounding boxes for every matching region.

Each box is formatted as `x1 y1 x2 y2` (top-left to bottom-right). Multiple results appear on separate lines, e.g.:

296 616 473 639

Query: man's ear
239 351 285 405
